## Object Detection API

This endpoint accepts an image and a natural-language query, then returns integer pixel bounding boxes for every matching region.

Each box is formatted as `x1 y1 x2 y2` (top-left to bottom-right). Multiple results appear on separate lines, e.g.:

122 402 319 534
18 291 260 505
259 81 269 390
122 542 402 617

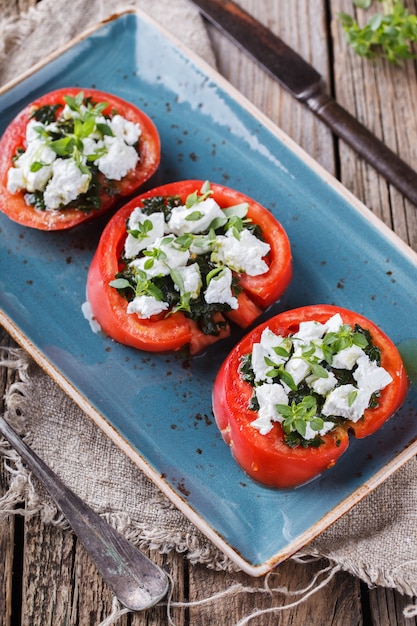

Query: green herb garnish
339 0 417 63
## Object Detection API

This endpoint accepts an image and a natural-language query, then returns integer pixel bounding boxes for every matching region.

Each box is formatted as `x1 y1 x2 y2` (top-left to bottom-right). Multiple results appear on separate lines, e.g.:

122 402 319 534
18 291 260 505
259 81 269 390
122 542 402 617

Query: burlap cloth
1 0 417 621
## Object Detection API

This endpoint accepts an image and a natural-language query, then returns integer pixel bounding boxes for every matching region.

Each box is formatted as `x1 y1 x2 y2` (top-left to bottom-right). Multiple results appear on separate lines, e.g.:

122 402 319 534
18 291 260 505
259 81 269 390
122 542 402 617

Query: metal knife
190 0 417 207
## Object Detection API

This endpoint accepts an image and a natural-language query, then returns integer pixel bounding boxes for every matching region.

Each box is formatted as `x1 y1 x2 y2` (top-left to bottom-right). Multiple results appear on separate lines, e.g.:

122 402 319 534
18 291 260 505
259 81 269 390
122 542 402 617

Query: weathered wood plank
208 0 336 175
330 0 417 251
187 557 363 625
368 586 417 626
0 332 19 626
0 460 14 626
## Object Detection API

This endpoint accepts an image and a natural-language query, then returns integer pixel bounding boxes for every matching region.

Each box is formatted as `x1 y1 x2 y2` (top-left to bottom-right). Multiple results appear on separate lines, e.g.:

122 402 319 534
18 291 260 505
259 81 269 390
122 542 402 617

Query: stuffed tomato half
212 304 408 488
0 88 160 230
86 180 292 354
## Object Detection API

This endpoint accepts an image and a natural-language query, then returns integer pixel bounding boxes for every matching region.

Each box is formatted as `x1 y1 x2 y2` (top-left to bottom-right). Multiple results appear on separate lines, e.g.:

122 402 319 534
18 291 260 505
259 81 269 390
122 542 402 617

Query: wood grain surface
1 0 417 624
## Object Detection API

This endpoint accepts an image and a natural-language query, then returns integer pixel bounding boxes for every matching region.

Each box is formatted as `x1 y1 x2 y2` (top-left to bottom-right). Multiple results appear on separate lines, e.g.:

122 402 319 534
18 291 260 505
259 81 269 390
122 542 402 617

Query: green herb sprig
339 0 417 63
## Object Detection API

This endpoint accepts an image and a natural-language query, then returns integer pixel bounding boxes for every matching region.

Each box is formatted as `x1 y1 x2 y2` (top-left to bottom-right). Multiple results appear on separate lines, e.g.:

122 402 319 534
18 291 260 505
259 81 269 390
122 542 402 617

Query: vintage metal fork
0 415 169 611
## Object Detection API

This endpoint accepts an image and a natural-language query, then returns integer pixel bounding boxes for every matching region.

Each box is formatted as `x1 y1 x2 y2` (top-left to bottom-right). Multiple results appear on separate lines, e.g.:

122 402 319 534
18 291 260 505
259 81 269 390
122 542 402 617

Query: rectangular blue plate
1 10 417 575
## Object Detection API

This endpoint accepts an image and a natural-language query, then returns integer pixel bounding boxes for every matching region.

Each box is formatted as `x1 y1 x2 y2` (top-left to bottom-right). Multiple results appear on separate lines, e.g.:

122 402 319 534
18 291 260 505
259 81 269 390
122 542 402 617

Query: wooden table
1 0 417 624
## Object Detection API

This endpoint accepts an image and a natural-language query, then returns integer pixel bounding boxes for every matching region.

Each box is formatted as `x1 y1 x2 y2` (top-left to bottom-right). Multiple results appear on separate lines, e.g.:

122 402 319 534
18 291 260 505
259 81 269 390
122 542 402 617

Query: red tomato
0 88 160 230
87 180 292 354
212 304 408 488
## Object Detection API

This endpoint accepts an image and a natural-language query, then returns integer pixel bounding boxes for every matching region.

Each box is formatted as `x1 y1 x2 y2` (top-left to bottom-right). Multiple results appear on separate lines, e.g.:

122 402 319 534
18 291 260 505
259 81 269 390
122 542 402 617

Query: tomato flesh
87 180 292 354
212 304 408 488
0 88 160 230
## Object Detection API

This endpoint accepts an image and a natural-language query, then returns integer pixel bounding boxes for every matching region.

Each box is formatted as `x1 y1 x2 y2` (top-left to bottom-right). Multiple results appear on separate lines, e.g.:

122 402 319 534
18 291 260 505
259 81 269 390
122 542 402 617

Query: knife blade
190 0 417 207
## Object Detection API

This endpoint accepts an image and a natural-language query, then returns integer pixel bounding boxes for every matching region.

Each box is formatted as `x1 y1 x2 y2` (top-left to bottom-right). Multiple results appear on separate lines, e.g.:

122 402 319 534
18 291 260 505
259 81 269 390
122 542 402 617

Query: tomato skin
212 304 409 488
87 180 292 354
0 88 160 230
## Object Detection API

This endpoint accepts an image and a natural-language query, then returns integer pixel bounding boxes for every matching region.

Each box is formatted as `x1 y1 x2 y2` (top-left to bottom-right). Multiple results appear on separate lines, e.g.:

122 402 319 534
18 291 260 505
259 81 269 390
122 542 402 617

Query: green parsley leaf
339 0 417 63
128 219 153 241
186 210 204 221
348 390 358 406
30 161 46 172
109 277 133 290
222 202 249 219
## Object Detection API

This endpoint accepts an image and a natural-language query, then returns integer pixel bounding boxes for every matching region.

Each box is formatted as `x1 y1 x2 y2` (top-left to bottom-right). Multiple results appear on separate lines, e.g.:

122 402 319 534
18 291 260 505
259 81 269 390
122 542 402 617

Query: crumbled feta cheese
284 348 311 386
204 267 238 309
292 320 326 344
168 197 225 235
43 159 90 210
306 371 338 395
97 136 139 180
124 210 165 258
175 264 202 298
212 228 270 276
323 313 343 333
331 345 366 369
304 420 335 440
82 136 104 159
7 140 56 193
353 355 393 393
26 118 44 143
260 327 288 354
244 312 395 443
108 114 141 145
251 343 271 383
6 167 26 194
130 236 189 278
7 96 142 211
251 328 290 383
251 383 288 434
322 384 372 422
127 295 169 318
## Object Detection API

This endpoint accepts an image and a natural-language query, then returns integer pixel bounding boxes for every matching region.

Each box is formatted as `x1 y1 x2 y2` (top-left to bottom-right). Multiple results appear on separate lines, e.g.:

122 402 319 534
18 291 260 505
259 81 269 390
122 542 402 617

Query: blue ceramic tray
1 10 416 575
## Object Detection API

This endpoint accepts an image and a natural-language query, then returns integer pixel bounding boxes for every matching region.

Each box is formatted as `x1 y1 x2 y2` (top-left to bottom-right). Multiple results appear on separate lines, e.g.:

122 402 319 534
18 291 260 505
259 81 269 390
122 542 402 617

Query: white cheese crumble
251 328 290 383
167 197 225 235
306 371 338 395
204 267 238 309
292 319 327 343
304 420 336 440
96 136 138 180
251 383 288 435
331 344 366 369
127 295 169 318
212 228 270 276
131 236 190 278
284 351 311 387
175 264 202 299
43 159 91 210
322 384 372 423
353 354 393 392
107 114 141 145
124 210 165 258
7 139 56 193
